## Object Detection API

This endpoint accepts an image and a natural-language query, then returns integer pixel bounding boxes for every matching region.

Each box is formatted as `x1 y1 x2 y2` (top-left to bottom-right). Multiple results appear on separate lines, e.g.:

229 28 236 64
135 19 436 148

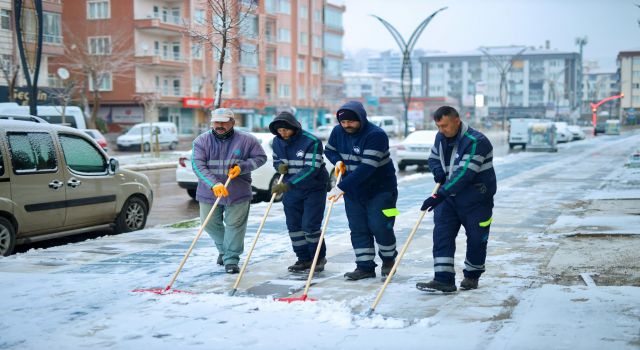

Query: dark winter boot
314 257 327 272
225 264 239 274
344 268 376 281
288 260 311 272
381 260 395 277
460 277 479 290
416 280 457 293
217 254 224 266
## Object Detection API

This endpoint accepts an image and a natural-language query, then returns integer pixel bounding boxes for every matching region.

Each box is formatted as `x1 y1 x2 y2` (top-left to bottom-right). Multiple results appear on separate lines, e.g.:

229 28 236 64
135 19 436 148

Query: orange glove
334 161 346 177
212 183 229 197
228 165 241 179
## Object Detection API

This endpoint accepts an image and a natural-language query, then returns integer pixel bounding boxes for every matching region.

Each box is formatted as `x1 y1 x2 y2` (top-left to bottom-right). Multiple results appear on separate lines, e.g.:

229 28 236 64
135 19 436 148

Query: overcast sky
342 0 639 71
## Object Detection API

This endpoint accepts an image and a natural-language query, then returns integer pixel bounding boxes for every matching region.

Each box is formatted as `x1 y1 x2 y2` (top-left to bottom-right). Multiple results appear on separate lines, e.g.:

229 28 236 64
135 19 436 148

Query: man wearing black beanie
325 101 399 280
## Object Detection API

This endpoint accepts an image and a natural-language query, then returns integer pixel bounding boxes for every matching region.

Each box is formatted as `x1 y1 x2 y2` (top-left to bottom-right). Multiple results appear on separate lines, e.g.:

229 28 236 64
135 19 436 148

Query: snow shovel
229 173 285 296
366 183 441 316
276 171 343 302
133 176 233 295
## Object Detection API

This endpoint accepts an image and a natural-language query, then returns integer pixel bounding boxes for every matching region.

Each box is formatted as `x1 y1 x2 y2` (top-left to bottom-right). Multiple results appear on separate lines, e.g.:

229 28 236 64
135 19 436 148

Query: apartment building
420 46 581 121
56 0 344 135
617 49 640 124
0 0 63 105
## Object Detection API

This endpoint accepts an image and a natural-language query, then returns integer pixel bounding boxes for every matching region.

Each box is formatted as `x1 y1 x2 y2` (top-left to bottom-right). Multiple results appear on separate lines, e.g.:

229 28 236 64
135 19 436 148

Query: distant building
367 49 426 79
54 0 344 134
617 49 640 124
420 46 581 123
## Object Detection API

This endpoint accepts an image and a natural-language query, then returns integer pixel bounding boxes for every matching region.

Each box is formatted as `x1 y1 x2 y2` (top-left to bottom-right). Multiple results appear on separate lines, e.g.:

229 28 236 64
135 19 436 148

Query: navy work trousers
344 190 398 272
282 187 327 261
432 196 493 284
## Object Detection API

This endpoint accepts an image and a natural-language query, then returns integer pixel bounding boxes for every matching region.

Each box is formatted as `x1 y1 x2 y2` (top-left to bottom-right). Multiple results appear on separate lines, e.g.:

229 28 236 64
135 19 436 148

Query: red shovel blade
275 294 316 303
131 287 195 295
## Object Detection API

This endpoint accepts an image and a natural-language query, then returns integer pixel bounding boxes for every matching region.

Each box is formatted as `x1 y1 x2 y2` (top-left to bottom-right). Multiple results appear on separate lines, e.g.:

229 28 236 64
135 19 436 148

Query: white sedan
395 130 438 171
176 132 334 202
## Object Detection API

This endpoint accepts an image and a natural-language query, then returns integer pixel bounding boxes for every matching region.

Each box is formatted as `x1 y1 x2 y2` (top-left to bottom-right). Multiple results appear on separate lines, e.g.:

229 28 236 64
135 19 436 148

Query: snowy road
1 132 639 349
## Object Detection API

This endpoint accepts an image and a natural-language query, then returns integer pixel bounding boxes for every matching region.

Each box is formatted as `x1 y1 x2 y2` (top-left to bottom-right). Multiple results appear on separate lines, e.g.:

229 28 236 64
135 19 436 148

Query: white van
369 116 399 136
116 122 178 151
0 102 86 129
508 118 543 149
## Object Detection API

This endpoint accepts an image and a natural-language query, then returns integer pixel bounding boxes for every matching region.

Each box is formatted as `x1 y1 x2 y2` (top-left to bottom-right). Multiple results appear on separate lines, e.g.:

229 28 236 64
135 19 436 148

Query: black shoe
381 260 395 277
460 277 479 290
288 260 311 272
225 264 239 274
344 268 376 280
314 257 327 272
217 254 224 266
416 280 457 293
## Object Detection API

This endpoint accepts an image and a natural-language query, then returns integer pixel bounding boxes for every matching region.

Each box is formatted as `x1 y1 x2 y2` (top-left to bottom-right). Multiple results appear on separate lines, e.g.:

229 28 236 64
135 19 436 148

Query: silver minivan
0 120 154 256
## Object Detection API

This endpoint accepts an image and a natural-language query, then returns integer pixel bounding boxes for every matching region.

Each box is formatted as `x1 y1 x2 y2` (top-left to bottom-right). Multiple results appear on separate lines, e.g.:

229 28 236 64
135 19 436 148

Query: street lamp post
575 36 588 120
479 46 528 130
372 7 447 138
13 0 44 117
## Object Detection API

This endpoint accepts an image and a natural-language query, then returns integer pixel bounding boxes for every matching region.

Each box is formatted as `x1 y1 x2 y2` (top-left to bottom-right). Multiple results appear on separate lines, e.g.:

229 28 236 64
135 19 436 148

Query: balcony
135 14 184 36
135 51 188 71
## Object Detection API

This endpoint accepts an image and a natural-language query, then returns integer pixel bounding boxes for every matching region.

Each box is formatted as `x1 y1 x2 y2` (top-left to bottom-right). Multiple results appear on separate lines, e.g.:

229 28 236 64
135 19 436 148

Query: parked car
0 102 86 129
627 151 640 168
176 132 334 202
82 129 109 152
554 122 572 143
369 116 400 137
116 122 178 151
313 124 335 140
566 125 586 140
0 120 153 256
508 118 543 149
395 130 438 171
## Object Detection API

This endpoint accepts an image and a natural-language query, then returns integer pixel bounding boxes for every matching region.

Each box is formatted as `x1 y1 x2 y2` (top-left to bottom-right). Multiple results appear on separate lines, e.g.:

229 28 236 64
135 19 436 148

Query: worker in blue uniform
417 106 496 292
269 110 329 272
325 101 399 280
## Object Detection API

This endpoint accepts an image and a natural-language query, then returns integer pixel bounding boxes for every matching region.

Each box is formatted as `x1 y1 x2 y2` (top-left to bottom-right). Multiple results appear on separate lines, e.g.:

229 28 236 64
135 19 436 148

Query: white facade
617 51 640 110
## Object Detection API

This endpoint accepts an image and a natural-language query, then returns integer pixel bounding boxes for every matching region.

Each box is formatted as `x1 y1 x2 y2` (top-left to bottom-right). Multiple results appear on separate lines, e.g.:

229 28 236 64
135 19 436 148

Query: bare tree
0 55 20 102
61 24 136 129
183 0 257 109
133 91 162 157
41 78 80 127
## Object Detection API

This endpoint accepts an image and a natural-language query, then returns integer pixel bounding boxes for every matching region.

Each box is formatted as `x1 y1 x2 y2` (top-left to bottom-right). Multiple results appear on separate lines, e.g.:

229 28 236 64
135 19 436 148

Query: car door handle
48 180 63 190
67 178 82 188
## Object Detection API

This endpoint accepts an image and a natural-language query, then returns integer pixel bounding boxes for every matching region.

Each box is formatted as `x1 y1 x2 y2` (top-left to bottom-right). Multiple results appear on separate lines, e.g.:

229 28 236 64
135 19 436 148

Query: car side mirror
108 157 119 174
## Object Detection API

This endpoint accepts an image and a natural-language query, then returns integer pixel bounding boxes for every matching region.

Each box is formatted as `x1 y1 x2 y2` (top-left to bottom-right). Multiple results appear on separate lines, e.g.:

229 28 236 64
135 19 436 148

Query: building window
314 10 321 22
43 12 62 44
88 36 111 55
278 0 291 14
297 85 305 99
1 9 11 30
297 57 305 72
192 43 202 59
89 72 112 91
194 9 205 24
278 56 291 71
279 84 291 98
299 32 308 46
87 0 110 20
241 43 258 67
278 28 291 43
265 0 276 13
241 74 259 98
324 8 342 29
312 60 319 74
242 14 258 38
324 33 341 54
312 35 321 49
299 4 308 18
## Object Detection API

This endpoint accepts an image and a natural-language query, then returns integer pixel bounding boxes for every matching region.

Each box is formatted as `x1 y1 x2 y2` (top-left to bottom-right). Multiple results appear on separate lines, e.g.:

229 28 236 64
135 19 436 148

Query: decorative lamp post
479 46 527 130
13 0 44 116
372 7 447 138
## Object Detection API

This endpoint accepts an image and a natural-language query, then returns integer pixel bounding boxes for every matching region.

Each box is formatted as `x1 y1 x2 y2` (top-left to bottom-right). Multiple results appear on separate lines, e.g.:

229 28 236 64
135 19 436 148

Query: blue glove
421 194 445 212
433 171 446 184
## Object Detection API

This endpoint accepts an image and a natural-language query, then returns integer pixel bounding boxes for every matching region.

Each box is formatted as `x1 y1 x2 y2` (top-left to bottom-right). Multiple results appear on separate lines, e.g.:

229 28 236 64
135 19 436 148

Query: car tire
143 143 151 152
114 196 148 234
0 217 16 257
187 189 196 199
169 141 177 150
268 174 283 202
398 162 407 171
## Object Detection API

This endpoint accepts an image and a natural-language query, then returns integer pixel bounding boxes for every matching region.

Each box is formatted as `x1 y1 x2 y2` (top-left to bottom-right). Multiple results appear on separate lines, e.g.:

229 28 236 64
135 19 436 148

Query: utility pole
372 7 447 138
575 36 588 121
